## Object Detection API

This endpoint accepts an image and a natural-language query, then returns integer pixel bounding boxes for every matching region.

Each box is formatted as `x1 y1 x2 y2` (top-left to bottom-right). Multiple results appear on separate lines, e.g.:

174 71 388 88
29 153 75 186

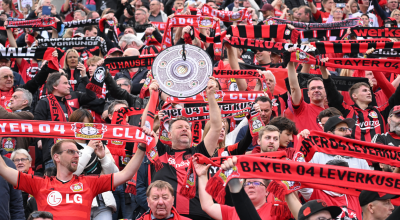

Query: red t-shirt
16 59 40 83
16 172 115 220
313 10 330 23
220 201 276 220
309 189 361 220
292 97 325 132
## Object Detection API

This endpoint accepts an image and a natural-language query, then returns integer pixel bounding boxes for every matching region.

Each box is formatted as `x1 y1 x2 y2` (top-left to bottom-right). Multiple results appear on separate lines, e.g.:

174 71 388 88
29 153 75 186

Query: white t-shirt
309 152 370 170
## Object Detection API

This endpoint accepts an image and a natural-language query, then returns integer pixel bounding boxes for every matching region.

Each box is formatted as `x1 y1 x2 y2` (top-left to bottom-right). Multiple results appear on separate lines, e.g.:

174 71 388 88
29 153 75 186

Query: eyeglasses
28 211 53 220
57 149 82 156
335 127 352 132
13 158 29 163
244 181 266 187
394 14 400 16
117 83 130 87
2 75 13 79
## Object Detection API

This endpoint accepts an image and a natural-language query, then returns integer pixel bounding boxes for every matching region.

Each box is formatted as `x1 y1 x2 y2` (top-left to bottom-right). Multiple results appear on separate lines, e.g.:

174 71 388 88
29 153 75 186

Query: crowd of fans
0 0 400 219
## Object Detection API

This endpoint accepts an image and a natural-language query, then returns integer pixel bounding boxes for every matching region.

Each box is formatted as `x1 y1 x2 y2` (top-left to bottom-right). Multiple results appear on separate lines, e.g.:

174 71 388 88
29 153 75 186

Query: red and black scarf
268 17 361 30
310 40 400 54
104 55 155 70
167 91 265 104
351 27 400 38
201 4 252 24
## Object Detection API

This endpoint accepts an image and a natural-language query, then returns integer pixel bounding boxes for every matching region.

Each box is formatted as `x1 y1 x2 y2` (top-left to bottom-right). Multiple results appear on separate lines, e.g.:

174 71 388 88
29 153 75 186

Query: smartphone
78 57 84 65
42 5 51 15
288 9 293 14
336 3 346 8
182 1 189 13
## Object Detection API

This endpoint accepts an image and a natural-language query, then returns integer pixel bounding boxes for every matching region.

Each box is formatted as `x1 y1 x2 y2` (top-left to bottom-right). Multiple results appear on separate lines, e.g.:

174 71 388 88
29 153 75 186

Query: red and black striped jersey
372 132 400 146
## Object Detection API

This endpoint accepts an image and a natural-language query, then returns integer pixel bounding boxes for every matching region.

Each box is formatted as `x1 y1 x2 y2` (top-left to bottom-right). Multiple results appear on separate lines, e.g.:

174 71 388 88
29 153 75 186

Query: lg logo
47 191 83 206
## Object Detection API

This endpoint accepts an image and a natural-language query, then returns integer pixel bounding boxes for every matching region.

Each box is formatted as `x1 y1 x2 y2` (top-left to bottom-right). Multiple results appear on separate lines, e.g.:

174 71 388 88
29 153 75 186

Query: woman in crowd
62 49 89 92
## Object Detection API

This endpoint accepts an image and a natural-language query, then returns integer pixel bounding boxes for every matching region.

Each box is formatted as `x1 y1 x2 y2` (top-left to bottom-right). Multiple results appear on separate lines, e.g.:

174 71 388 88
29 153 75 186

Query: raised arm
203 77 223 156
6 23 22 66
62 0 70 13
195 160 222 220
0 155 18 187
285 192 302 220
225 40 247 91
308 0 318 14
287 61 302 105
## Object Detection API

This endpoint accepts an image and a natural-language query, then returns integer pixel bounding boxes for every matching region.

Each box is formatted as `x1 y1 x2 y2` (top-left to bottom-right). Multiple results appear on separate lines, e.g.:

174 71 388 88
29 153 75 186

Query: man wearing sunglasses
298 115 370 170
0 138 149 220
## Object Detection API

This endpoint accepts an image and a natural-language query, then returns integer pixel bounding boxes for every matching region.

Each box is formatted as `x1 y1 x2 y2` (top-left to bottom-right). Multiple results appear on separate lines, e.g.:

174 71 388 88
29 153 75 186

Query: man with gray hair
0 88 34 157
73 10 86 21
119 33 144 51
149 0 167 22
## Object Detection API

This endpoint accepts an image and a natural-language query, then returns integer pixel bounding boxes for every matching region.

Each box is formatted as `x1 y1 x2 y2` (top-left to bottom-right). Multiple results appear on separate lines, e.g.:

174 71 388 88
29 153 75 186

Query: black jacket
285 0 308 10
114 67 149 95
0 148 25 220
34 89 96 163
63 68 90 93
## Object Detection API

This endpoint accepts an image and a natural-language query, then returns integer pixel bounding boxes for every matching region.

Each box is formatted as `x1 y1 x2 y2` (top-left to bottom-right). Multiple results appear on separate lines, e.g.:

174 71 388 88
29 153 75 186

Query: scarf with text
297 130 400 167
104 55 155 70
151 22 167 31
201 4 252 24
63 18 100 28
139 74 153 99
158 102 254 146
7 18 57 29
286 49 400 72
198 25 299 44
367 48 400 58
223 36 314 53
351 27 400 38
193 153 400 205
38 37 107 55
179 151 286 199
213 68 269 92
47 94 73 144
267 17 361 30
327 38 391 43
0 119 153 144
161 15 222 59
0 47 58 70
167 91 266 104
309 40 400 55
284 73 369 92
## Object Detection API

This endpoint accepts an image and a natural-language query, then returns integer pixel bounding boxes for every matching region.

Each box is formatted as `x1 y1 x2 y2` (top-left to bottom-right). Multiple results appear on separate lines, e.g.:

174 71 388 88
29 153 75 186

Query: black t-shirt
151 140 212 218
372 132 400 146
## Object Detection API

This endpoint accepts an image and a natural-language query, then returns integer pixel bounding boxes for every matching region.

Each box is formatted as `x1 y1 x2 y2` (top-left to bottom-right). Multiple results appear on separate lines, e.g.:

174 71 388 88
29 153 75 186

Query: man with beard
0 139 148 220
372 105 400 146
298 115 370 169
255 125 280 153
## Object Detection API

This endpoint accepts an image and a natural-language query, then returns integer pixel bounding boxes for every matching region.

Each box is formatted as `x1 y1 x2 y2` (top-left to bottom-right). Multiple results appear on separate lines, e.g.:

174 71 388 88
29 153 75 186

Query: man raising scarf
140 77 224 220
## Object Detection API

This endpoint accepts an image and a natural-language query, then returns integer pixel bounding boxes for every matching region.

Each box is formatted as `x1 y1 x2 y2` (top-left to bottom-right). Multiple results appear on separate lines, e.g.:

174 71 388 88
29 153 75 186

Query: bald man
114 48 149 95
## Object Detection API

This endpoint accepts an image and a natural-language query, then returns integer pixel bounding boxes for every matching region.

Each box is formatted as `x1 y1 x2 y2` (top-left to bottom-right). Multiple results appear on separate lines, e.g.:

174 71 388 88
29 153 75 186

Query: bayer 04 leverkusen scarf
213 68 269 92
104 55 156 70
167 91 265 104
0 119 153 144
179 151 286 199
310 40 400 54
201 4 252 24
63 18 100 28
286 48 400 72
198 25 299 44
0 47 59 70
267 17 361 30
223 36 315 54
296 130 400 167
351 27 400 38
192 153 400 204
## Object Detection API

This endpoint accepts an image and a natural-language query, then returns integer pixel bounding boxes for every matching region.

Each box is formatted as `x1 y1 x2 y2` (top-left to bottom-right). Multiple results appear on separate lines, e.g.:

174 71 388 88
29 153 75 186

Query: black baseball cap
323 115 356 133
298 200 342 220
359 191 400 207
